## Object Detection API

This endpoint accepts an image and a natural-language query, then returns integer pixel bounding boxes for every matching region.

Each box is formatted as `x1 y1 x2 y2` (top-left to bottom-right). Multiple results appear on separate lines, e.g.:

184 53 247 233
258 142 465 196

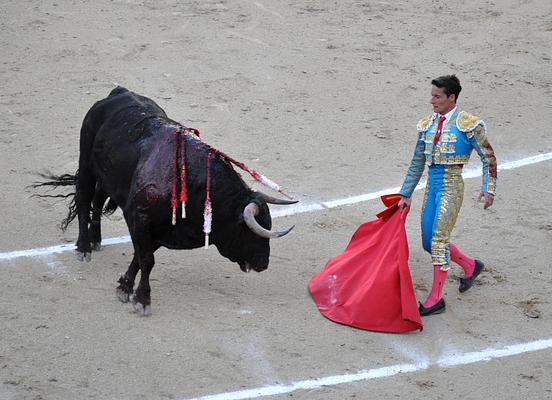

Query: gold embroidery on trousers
431 169 464 268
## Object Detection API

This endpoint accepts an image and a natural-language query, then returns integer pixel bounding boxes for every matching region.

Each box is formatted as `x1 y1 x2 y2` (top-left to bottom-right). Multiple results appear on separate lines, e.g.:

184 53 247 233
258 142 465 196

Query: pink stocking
450 243 475 278
423 265 447 308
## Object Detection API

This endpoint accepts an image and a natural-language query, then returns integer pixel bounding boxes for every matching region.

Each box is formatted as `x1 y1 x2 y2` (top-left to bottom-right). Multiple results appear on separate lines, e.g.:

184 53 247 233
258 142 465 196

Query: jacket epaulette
417 114 434 132
456 111 484 132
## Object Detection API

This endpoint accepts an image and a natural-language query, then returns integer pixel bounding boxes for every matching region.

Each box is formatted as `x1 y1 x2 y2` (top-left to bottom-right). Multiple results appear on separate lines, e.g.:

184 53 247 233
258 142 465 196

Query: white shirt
440 106 457 124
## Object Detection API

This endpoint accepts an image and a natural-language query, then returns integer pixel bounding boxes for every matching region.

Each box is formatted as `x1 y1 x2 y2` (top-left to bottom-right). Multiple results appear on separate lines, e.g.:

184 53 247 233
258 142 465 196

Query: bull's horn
255 191 298 205
243 203 295 239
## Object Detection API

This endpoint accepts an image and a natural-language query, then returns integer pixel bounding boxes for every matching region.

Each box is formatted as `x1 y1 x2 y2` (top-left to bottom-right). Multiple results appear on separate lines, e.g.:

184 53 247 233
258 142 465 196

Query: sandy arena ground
1 1 552 399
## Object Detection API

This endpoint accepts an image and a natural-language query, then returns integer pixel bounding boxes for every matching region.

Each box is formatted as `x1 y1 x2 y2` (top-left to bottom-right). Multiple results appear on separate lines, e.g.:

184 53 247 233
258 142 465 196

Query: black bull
43 87 296 315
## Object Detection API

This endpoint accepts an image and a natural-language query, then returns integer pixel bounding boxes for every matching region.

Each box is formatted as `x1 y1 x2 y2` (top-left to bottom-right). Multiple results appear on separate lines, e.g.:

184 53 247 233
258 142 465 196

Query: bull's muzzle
239 260 268 273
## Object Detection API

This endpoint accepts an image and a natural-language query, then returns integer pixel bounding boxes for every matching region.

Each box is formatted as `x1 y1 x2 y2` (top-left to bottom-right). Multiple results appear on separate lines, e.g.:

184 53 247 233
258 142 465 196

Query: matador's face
430 85 456 115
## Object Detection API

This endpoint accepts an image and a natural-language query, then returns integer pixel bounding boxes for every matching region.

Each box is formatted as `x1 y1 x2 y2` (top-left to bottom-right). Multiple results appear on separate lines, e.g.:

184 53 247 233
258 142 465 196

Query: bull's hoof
76 251 92 262
91 242 102 251
134 303 152 316
131 296 152 316
117 287 130 303
116 275 134 303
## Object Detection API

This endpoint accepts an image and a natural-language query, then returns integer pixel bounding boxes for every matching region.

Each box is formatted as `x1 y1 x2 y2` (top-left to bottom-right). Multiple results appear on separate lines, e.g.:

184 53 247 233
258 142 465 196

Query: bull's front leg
116 254 139 303
132 251 155 316
122 192 160 315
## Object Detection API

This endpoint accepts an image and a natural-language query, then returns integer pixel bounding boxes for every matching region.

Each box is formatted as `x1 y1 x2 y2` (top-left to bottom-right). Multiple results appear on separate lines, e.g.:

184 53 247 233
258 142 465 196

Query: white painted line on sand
1 152 551 261
0 236 131 261
183 338 552 400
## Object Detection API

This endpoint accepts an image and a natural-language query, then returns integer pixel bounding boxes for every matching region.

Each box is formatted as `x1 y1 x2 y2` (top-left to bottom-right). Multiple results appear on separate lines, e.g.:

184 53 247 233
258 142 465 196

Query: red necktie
433 115 446 144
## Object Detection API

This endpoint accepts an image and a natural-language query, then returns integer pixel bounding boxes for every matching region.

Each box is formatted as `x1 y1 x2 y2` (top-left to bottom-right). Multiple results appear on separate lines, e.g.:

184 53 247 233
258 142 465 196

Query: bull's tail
30 171 79 231
31 171 119 231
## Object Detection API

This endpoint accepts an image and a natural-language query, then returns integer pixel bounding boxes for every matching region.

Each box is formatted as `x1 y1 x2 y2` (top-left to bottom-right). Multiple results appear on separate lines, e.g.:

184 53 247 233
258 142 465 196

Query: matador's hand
398 196 411 212
479 192 494 209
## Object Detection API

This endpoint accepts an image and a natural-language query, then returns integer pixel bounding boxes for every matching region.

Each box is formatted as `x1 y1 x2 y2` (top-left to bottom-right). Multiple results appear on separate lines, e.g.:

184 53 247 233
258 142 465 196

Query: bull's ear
248 193 266 209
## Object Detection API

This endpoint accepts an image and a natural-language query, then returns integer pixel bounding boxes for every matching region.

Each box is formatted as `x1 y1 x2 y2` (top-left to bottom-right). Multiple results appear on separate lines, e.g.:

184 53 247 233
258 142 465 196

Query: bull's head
214 192 296 273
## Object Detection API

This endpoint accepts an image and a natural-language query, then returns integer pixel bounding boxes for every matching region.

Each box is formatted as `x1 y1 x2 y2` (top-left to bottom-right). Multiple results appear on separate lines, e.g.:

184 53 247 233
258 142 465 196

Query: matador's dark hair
431 75 462 101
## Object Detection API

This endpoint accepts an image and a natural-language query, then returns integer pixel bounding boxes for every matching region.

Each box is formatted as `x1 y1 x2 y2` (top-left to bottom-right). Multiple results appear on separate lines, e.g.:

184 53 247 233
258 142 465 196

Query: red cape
308 194 423 333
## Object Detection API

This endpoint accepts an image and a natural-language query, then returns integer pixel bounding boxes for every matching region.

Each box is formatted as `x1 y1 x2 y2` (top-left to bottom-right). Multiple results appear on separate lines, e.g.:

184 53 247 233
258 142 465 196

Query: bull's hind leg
89 188 109 251
75 168 96 262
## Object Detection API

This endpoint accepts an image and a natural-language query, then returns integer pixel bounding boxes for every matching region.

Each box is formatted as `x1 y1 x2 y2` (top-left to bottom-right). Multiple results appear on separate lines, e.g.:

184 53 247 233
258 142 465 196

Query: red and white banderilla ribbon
203 151 213 248
171 129 179 225
180 130 188 219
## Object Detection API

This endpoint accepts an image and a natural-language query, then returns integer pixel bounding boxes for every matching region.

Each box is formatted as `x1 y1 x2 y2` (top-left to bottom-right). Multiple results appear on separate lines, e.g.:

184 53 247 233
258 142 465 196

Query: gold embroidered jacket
400 110 497 197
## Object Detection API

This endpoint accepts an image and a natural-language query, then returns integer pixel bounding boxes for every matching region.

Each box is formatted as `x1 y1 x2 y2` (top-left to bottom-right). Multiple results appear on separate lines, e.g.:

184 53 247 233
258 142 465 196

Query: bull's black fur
43 86 286 314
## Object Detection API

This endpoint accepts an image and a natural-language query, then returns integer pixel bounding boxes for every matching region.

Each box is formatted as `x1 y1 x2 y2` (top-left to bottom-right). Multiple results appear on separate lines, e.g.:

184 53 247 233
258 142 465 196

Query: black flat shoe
418 299 446 316
459 259 485 293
